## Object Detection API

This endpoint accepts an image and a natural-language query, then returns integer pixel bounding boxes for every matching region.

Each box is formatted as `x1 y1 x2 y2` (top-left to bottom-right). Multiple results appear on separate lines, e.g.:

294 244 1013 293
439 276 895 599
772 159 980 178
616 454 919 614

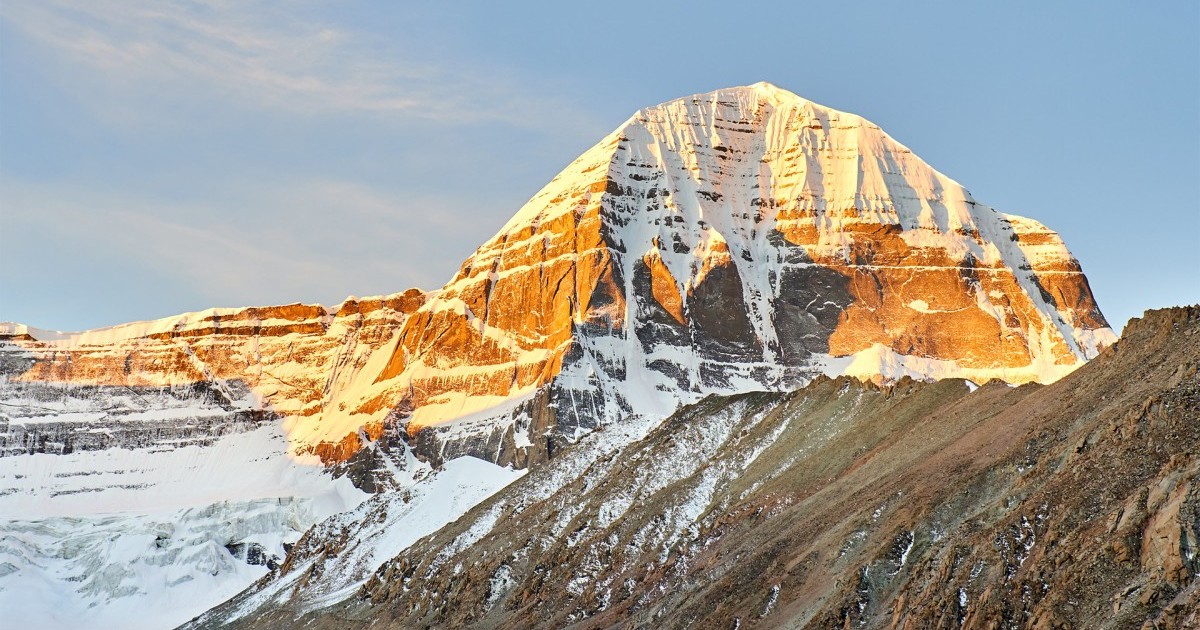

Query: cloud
1 177 502 312
1 0 592 128
0 1 607 329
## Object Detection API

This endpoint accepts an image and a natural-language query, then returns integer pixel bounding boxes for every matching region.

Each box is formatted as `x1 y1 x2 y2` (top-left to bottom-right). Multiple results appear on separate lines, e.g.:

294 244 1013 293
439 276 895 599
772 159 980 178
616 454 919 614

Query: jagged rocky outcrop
0 380 273 457
198 307 1198 629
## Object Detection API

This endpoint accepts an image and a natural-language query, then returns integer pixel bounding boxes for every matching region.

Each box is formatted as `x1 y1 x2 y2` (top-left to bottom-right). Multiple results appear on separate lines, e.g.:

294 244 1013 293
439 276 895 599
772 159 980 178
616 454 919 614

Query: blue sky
1 1 1197 332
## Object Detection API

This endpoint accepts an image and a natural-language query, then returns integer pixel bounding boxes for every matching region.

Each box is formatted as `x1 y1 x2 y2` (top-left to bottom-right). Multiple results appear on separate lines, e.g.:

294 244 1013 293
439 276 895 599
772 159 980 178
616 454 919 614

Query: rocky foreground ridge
194 306 1199 629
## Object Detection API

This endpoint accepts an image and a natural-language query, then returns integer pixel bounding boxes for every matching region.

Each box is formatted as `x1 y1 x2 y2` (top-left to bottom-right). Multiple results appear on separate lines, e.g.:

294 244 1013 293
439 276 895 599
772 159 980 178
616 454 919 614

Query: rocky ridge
2 291 426 463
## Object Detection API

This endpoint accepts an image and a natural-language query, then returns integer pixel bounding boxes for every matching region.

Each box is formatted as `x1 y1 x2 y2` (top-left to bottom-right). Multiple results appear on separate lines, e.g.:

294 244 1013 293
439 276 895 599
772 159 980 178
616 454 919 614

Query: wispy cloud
1 177 502 314
1 0 591 127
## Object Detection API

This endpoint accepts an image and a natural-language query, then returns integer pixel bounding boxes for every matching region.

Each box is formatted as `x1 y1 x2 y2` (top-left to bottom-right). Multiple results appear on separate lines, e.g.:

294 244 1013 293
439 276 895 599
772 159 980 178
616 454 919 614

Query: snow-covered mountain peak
361 84 1114 444
500 83 982 256
648 81 821 113
5 83 1115 465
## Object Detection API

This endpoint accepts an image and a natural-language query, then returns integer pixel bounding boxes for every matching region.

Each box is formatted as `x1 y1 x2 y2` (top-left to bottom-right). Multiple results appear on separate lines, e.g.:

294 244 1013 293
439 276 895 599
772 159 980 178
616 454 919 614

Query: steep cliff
2 291 426 462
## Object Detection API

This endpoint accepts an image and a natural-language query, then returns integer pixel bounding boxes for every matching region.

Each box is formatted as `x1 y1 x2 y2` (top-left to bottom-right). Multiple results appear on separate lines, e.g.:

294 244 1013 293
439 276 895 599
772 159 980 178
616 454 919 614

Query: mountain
367 81 1113 466
189 306 1200 630
0 83 1117 628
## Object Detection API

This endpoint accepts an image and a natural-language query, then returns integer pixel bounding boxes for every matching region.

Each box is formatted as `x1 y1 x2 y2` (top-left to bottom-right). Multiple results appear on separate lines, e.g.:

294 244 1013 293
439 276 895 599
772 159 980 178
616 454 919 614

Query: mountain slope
198 306 1198 629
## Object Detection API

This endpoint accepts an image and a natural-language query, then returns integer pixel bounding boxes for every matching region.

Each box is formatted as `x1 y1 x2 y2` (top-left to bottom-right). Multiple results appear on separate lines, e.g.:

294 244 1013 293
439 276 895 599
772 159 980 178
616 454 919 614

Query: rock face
198 306 1199 630
2 291 426 461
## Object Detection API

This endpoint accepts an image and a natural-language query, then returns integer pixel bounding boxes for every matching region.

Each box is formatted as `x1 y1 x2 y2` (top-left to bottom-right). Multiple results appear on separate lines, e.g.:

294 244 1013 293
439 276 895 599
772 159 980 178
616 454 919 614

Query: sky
1 1 1197 333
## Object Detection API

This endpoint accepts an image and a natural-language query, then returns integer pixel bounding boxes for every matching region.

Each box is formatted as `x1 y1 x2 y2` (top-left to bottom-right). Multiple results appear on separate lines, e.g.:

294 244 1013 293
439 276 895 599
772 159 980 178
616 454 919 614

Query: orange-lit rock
3 293 425 459
645 248 686 326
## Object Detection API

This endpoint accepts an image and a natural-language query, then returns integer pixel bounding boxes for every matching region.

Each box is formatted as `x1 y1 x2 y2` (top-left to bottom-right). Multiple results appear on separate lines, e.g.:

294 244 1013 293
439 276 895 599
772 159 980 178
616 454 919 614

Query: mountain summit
361 82 1114 459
